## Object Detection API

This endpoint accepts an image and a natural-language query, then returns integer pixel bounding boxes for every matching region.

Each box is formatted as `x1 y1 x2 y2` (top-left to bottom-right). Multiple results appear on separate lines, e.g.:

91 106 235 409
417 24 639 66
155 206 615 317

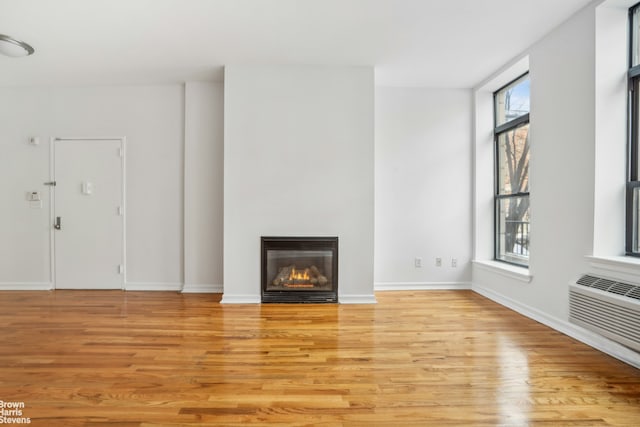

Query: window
494 74 530 267
629 3 640 256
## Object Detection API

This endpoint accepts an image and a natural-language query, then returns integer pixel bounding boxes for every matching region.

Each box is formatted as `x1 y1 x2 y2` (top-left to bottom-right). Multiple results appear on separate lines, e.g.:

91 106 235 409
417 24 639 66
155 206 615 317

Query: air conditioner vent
592 278 616 291
629 288 640 301
574 275 640 298
570 275 640 352
576 275 599 286
609 282 636 296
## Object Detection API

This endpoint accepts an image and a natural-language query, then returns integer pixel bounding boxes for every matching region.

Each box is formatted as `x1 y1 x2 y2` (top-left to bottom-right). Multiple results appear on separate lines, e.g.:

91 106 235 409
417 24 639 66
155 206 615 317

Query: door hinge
118 265 124 274
117 206 123 216
44 181 57 186
118 148 124 158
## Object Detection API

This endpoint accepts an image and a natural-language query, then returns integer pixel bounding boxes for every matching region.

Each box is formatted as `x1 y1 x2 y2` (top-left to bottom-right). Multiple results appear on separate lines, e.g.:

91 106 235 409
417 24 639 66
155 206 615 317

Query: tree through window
494 74 530 267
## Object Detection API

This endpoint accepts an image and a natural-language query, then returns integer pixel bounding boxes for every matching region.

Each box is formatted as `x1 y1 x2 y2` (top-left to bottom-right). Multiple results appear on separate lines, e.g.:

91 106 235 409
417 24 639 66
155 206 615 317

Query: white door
53 138 124 289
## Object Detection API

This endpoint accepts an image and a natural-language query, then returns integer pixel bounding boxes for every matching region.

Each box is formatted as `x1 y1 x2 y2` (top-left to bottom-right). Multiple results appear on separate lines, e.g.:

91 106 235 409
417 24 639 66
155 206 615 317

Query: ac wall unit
569 275 640 353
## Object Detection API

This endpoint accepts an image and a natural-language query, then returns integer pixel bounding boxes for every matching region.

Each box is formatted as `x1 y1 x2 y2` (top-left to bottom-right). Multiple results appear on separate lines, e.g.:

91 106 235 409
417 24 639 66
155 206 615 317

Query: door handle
54 216 62 230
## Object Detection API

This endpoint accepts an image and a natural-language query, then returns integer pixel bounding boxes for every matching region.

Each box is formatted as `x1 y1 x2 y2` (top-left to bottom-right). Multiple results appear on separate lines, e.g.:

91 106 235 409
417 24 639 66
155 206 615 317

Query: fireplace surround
261 236 338 303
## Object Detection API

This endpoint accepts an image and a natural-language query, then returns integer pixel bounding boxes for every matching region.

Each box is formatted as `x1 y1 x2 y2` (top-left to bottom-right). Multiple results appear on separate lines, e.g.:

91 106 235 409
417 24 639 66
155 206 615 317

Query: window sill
472 260 533 283
585 255 640 283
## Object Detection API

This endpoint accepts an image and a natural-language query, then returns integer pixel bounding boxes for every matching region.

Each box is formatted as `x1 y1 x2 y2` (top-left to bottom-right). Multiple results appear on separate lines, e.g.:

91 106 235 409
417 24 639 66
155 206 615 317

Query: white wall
593 3 628 257
474 3 596 319
473 0 640 367
527 4 596 318
0 85 185 289
375 87 472 289
0 94 51 287
223 65 375 303
184 82 224 292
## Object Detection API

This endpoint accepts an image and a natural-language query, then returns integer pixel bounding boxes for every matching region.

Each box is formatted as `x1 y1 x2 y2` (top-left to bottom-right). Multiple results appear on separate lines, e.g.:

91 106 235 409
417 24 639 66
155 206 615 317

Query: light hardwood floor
0 290 638 426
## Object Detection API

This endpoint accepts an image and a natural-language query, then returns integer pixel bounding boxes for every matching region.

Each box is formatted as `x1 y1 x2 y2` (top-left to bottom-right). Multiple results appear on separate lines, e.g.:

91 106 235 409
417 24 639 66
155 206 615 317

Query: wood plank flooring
0 290 638 426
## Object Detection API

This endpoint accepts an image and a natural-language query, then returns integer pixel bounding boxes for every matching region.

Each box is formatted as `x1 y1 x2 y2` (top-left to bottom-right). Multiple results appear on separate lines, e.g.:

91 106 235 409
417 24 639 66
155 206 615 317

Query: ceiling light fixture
0 34 35 57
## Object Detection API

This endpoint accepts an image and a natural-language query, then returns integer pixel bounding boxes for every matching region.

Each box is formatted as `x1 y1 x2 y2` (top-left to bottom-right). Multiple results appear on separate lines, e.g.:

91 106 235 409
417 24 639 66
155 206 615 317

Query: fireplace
261 236 338 303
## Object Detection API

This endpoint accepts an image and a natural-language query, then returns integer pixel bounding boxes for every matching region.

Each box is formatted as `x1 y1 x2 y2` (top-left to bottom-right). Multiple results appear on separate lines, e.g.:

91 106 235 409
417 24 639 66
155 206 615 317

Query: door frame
49 137 127 290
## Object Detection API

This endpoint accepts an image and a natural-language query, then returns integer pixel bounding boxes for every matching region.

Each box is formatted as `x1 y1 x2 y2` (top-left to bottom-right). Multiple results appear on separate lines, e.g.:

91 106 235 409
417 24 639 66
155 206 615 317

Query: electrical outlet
452 258 457 268
414 257 422 268
435 257 442 267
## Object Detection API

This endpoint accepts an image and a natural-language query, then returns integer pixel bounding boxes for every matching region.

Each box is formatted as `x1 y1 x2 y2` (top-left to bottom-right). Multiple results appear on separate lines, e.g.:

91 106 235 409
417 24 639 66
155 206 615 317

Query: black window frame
627 3 640 257
493 72 530 268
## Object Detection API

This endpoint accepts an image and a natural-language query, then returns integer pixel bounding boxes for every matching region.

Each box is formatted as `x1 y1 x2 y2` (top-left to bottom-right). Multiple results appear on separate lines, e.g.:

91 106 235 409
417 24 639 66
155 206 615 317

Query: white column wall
223 65 375 303
184 82 225 292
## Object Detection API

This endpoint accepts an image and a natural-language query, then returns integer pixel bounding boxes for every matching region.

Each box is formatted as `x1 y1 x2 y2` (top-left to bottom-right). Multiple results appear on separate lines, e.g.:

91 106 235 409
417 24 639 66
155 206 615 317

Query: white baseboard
375 282 471 291
472 283 640 369
220 294 261 304
182 283 223 293
338 294 377 304
0 282 52 291
125 282 183 291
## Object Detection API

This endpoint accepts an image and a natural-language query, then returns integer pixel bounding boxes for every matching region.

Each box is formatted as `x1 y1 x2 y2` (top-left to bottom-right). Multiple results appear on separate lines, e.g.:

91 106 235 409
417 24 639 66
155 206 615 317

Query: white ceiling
0 0 594 88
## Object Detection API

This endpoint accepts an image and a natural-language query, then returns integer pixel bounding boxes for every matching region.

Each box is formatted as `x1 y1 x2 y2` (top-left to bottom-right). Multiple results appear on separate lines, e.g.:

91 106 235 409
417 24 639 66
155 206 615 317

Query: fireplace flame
271 264 328 289
288 267 310 281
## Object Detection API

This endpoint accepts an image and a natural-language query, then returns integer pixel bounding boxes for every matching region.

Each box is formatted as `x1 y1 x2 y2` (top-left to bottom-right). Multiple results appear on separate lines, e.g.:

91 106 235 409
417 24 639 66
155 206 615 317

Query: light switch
81 181 94 195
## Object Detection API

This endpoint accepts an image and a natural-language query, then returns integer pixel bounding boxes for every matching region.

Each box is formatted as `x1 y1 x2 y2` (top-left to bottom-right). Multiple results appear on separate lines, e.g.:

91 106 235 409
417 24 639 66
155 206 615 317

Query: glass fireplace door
261 237 338 303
